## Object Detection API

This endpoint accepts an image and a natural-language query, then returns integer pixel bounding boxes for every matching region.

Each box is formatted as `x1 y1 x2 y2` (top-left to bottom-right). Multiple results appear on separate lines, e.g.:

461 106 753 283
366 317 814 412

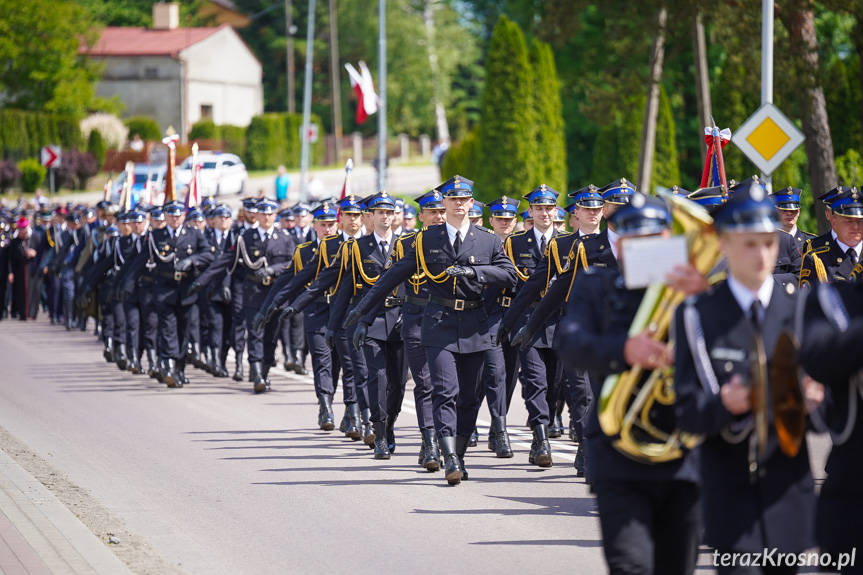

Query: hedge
0 110 80 161
18 159 46 193
245 113 325 170
124 116 162 141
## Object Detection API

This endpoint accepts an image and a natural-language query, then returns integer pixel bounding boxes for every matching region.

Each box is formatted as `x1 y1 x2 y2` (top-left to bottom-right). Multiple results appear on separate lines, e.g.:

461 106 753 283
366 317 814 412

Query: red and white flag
185 162 202 209
345 61 378 124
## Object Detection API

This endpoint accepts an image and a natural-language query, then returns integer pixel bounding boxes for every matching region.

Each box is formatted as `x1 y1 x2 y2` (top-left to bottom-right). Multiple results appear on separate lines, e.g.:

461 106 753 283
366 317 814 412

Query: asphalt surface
0 316 607 574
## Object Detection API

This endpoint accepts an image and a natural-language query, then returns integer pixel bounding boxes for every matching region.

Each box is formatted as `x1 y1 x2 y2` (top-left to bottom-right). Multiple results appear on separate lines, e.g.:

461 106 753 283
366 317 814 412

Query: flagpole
377 0 387 192
299 0 317 203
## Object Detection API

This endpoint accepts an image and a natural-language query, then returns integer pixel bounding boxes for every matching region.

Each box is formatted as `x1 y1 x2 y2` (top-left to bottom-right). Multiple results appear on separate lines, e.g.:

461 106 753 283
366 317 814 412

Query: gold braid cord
813 253 828 283
504 235 531 282
416 230 456 293
396 233 426 295
350 240 380 293
564 240 589 302
850 262 863 284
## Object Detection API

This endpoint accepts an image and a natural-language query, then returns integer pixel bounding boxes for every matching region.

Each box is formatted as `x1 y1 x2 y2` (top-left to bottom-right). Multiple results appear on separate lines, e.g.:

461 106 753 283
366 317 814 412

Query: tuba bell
597 191 721 464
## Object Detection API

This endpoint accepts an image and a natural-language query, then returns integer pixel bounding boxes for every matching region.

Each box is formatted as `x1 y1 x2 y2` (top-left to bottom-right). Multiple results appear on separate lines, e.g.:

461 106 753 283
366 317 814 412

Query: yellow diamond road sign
731 103 805 176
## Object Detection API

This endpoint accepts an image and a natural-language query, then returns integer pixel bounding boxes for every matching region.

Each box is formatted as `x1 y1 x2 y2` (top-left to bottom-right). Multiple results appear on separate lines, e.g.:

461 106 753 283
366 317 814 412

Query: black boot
116 343 128 371
345 403 361 440
361 408 375 447
440 437 462 485
163 358 180 388
468 428 479 448
574 445 586 477
283 348 297 372
550 400 565 438
250 362 267 393
421 428 441 472
455 435 470 480
338 408 349 434
178 364 190 386
386 415 397 453
569 417 578 443
262 364 272 389
215 351 229 378
293 350 307 375
529 424 553 467
206 347 217 375
79 316 88 332
318 394 335 431
128 346 143 374
64 301 74 330
489 416 514 458
152 358 165 383
233 362 244 382
103 337 114 363
372 421 390 459
418 431 428 466
146 349 157 378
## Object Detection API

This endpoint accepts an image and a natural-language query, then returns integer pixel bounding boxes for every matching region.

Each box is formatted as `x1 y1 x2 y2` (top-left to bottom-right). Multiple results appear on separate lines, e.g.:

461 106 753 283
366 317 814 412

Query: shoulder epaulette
298 240 314 249
508 229 528 239
475 225 495 234
398 230 419 242
556 231 574 238
323 233 340 241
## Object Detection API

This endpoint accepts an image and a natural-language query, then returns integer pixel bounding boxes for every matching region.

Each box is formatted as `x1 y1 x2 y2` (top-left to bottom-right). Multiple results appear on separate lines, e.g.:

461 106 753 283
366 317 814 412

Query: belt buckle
174 271 184 281
501 296 511 308
263 276 272 286
454 299 465 311
325 292 331 304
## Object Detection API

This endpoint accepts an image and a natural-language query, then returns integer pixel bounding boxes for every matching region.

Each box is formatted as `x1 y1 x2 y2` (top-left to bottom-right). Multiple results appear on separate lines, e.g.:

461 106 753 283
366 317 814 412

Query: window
144 67 158 79
200 105 213 119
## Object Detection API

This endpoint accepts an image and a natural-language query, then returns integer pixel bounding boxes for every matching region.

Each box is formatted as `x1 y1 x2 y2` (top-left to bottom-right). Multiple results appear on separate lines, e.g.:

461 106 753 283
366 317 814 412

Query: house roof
82 24 229 58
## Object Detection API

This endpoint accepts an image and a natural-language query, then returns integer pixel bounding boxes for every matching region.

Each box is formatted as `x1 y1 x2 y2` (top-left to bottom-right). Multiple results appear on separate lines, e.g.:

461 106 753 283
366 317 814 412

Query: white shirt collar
727 273 774 320
832 230 862 258
342 230 362 240
533 226 553 246
373 229 393 246
259 225 275 240
445 220 471 245
606 227 620 260
789 225 798 237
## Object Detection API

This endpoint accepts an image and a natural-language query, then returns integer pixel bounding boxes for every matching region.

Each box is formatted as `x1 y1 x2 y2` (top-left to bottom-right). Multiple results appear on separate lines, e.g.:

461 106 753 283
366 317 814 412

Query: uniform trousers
342 323 370 412
60 267 75 305
564 365 593 440
207 300 231 357
46 273 61 319
334 329 361 407
426 347 485 439
243 308 280 366
230 276 246 362
139 287 158 353
502 340 521 410
362 336 406 422
155 285 193 365
518 346 562 428
306 331 339 396
480 344 509 419
405 335 434 429
594 480 700 575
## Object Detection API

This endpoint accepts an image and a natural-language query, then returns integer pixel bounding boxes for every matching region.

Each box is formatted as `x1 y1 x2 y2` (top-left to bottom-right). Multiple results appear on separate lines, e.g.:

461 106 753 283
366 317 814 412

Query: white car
176 152 248 197
110 163 167 206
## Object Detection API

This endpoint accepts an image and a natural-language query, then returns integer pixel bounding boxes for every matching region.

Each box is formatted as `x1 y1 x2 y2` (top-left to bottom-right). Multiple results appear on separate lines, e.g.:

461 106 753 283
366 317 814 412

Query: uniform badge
165 245 171 251
273 232 278 239
527 238 532 243
187 246 193 254
469 255 475 263
254 250 260 257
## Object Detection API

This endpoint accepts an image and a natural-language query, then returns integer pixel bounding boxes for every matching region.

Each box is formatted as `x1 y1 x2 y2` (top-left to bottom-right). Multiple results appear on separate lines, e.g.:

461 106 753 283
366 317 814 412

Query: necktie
380 239 388 260
750 300 763 333
847 247 858 267
540 234 547 256
453 231 462 254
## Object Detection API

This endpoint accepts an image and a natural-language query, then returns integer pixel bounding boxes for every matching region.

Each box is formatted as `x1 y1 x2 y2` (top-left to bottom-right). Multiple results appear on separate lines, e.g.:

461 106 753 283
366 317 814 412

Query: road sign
300 123 319 144
731 103 804 175
40 145 61 168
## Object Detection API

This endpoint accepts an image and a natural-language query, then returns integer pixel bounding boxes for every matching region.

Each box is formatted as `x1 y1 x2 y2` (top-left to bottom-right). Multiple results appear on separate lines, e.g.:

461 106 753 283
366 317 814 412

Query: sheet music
621 235 688 289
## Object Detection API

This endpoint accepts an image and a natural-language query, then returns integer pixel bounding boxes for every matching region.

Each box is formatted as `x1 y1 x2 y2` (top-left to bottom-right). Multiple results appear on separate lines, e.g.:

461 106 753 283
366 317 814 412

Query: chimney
153 2 180 30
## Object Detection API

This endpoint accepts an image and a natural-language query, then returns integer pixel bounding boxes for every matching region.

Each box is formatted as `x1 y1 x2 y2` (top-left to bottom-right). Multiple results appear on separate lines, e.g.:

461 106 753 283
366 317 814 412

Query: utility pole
760 0 773 192
692 10 712 167
329 0 342 162
636 7 667 195
299 0 316 201
377 0 387 192
286 0 296 114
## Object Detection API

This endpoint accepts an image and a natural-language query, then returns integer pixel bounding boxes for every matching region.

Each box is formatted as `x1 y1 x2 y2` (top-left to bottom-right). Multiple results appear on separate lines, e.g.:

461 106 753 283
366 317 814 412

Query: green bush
245 113 325 170
189 119 218 141
18 158 46 193
477 16 536 204
124 116 162 141
836 149 863 187
87 130 106 170
220 125 247 158
441 125 480 182
530 40 568 193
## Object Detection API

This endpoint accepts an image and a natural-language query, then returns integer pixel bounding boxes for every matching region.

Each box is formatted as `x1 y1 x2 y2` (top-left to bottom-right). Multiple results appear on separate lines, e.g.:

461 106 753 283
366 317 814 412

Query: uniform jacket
799 231 859 288
674 280 815 552
348 222 517 354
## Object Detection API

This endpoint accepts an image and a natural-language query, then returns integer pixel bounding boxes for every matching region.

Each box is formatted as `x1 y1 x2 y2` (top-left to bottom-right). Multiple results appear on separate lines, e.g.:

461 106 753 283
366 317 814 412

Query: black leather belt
427 295 483 310
158 270 187 282
384 296 403 308
497 295 512 308
404 295 428 307
247 275 273 286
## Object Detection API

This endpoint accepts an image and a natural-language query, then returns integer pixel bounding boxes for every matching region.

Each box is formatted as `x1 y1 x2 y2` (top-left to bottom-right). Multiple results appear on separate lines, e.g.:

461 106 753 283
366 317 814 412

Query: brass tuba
597 191 721 464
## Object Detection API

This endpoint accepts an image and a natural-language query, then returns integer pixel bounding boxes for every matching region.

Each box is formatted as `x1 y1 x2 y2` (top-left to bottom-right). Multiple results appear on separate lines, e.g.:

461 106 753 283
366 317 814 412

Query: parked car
176 151 248 197
110 163 167 206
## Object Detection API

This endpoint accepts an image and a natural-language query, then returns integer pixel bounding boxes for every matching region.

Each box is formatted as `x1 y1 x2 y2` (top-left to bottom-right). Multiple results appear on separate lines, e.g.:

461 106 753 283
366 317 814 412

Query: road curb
0 446 133 575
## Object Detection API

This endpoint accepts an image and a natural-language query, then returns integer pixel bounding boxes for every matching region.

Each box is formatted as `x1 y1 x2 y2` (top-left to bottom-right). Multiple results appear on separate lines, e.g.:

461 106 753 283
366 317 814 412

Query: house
82 3 263 140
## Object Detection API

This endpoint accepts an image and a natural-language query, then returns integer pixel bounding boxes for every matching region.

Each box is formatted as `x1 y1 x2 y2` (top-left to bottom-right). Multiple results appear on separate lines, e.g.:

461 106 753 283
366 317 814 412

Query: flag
185 161 202 210
700 125 731 190
337 159 353 223
345 61 378 124
161 133 180 204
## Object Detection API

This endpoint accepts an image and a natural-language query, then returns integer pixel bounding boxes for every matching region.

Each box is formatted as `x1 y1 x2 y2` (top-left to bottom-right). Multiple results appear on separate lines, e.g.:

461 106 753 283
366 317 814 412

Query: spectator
275 165 290 207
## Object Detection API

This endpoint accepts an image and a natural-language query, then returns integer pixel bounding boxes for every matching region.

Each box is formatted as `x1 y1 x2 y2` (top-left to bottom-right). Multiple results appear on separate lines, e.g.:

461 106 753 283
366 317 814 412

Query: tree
529 40 567 192
0 0 107 117
476 16 535 203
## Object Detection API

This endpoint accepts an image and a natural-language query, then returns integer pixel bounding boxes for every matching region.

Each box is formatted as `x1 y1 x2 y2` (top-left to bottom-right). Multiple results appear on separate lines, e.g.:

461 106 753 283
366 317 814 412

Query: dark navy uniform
772 186 816 256
801 281 863 570
130 202 214 387
345 176 517 485
799 187 863 289
557 193 700 575
201 208 233 377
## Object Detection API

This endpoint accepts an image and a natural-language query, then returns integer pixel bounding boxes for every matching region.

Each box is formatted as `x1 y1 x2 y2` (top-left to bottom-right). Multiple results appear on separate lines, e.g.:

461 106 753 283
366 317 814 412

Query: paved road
0 317 605 575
